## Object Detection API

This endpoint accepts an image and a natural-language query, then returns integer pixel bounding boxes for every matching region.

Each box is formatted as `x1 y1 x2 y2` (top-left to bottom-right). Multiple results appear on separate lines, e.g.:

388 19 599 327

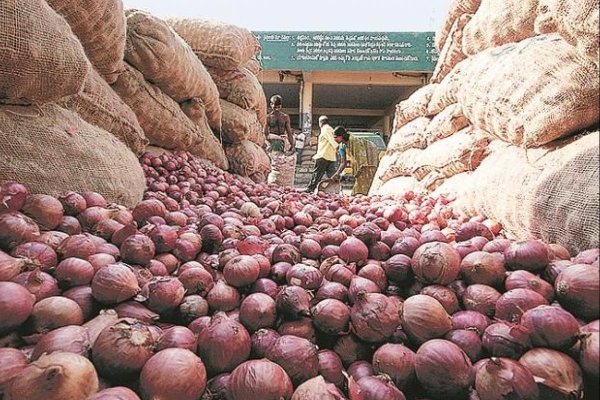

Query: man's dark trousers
307 158 336 192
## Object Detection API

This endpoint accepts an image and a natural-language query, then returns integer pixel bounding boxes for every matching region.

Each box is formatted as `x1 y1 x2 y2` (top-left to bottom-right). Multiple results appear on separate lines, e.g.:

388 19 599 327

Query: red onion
277 317 316 343
155 253 179 274
368 241 391 260
57 234 97 260
455 240 480 258
312 298 351 335
445 329 483 362
383 254 414 285
321 245 339 259
293 375 346 399
250 278 279 299
324 230 347 246
28 296 83 334
401 294 452 345
120 234 155 266
0 348 27 396
313 281 348 304
520 348 584 400
57 191 86 216
505 270 555 303
348 361 374 382
251 328 280 358
456 222 494 241
239 292 277 331
504 240 550 272
0 212 40 250
276 285 311 319
483 322 531 359
55 258 95 287
266 334 319 386
548 243 571 260
155 326 197 352
132 199 167 225
228 359 293 400
415 339 474 398
207 280 241 312
299 239 321 259
197 312 251 375
88 253 116 271
326 264 354 287
420 230 448 244
475 357 539 400
357 264 388 291
146 224 177 252
349 375 406 400
88 387 141 400
411 242 461 285
353 222 382 246
82 309 119 347
81 191 107 208
0 182 28 213
31 325 90 361
92 219 122 240
579 332 599 380
11 269 58 301
372 343 416 389
202 373 230 400
543 259 573 284
421 284 460 314
351 292 401 343
6 352 99 400
573 248 599 265
178 295 208 323
91 263 141 304
178 265 214 296
348 276 381 304
111 224 139 247
285 264 322 290
482 238 512 254
495 288 549 323
96 243 120 258
463 284 502 318
115 301 159 323
271 244 302 264
22 194 63 230
460 251 506 288
77 207 116 231
555 264 599 321
222 255 260 287
520 305 580 350
316 349 344 387
339 237 369 264
140 348 207 400
34 231 67 250
91 318 155 382
62 286 97 321
141 277 185 314
452 311 491 335
334 334 374 367
173 232 203 262
188 315 211 336
391 236 420 257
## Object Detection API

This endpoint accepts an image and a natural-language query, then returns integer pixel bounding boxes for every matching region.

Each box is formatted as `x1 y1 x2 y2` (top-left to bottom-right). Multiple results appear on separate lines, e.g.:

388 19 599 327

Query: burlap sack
46 0 125 84
413 127 489 180
386 117 431 154
375 177 426 197
112 64 198 151
255 87 268 129
393 84 438 129
431 172 473 198
455 132 599 254
378 149 423 183
461 0 538 56
0 0 89 105
221 100 264 145
145 146 172 157
0 104 144 207
167 18 261 70
58 67 148 155
225 141 272 183
425 104 469 145
535 0 600 63
268 152 297 187
180 103 228 170
457 35 599 147
124 10 222 129
244 56 263 76
435 0 482 51
427 59 469 115
431 14 472 84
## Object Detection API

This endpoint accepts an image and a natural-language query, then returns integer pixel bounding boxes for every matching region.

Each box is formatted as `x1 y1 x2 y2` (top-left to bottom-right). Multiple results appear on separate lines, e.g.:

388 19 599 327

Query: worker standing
294 130 307 166
306 115 338 193
264 95 297 186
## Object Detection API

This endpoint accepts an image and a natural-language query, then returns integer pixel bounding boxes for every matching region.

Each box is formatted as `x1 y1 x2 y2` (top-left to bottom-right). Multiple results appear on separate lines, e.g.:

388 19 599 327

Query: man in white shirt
294 130 306 165
306 115 339 193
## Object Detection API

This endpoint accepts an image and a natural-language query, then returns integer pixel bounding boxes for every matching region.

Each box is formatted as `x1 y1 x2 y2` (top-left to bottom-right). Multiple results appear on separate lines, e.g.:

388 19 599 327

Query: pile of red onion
0 151 598 400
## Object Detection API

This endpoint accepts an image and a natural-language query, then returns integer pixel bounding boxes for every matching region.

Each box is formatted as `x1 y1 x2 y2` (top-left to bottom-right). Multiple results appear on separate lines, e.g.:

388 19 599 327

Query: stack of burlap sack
0 1 271 206
371 0 599 253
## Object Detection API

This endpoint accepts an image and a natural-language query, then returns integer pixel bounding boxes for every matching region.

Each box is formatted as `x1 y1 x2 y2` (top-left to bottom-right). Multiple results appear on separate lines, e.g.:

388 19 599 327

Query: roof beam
282 107 385 117
259 70 427 86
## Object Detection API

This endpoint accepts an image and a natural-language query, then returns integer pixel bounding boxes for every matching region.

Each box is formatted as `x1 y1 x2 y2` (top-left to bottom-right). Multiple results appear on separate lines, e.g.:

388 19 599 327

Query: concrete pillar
299 73 313 136
383 114 392 137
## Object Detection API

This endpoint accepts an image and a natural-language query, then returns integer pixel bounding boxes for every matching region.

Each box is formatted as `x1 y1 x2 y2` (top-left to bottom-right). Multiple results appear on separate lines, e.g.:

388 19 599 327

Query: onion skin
475 357 539 400
5 352 99 400
31 325 90 361
482 322 531 359
452 311 492 336
415 339 474 399
350 375 406 400
0 182 28 213
88 387 141 400
421 284 460 314
27 296 84 334
505 270 555 303
401 294 452 345
22 194 64 231
351 292 401 343
555 264 599 321
411 242 461 285
276 285 311 319
91 264 141 304
579 332 599 380
12 269 59 302
519 348 584 400
372 343 416 389
207 280 241 312
460 251 506 288
445 329 484 362
318 349 345 387
266 335 319 386
463 284 503 318
339 237 369 264
140 348 207 400
312 299 351 335
228 359 294 400
251 329 280 359
504 240 550 272
495 289 549 323
0 212 40 250
292 375 346 400
0 348 28 396
82 310 119 346
239 293 277 332
520 305 580 350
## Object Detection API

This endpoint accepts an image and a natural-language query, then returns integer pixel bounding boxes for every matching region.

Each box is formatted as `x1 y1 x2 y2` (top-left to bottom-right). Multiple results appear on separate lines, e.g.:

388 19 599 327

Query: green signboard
254 31 438 72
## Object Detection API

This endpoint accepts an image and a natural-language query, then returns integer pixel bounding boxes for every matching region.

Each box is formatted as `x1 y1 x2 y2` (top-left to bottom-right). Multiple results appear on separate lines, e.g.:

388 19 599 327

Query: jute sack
268 152 297 187
386 117 431 154
431 172 473 198
431 14 473 84
457 34 599 147
378 149 422 184
376 177 426 197
425 104 469 145
112 63 198 151
0 0 89 105
181 102 228 170
124 10 222 129
46 0 125 84
435 0 481 51
225 141 272 183
455 132 599 254
427 58 469 115
535 0 600 63
461 0 538 56
413 127 489 180
0 104 144 208
167 18 261 70
145 146 172 157
58 67 148 156
221 100 264 145
393 85 438 129
244 56 263 76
